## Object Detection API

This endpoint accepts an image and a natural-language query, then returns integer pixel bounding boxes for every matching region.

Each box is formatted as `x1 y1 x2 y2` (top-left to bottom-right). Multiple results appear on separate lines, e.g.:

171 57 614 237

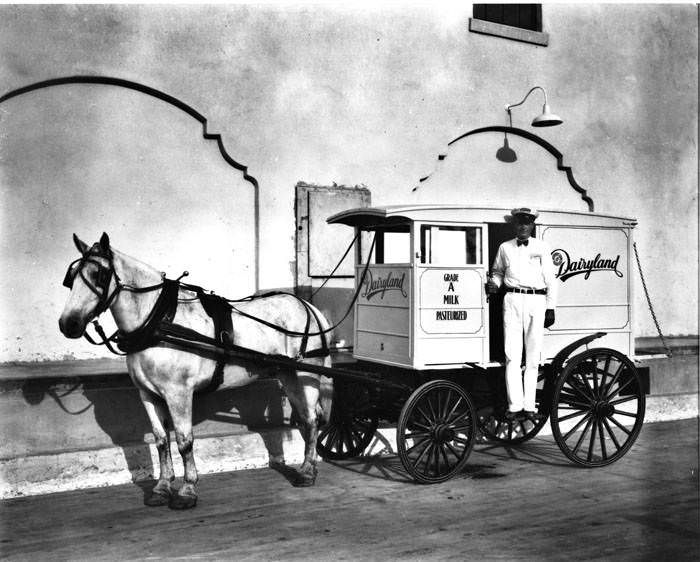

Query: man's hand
485 280 499 295
544 309 555 328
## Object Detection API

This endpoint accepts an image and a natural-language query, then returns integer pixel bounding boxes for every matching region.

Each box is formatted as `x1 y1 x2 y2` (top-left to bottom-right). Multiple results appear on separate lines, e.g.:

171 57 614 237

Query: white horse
59 233 333 509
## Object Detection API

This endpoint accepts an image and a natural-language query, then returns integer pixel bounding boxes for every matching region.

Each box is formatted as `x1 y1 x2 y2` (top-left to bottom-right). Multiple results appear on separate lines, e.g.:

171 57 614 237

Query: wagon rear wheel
397 380 476 484
550 348 645 467
316 382 379 460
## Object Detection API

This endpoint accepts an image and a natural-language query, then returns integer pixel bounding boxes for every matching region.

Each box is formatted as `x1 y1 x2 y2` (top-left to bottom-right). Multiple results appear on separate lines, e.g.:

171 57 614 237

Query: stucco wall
0 3 697 362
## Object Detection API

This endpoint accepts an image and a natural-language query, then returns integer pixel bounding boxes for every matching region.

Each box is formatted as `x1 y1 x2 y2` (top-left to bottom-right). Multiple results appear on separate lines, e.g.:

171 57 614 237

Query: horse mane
111 246 164 287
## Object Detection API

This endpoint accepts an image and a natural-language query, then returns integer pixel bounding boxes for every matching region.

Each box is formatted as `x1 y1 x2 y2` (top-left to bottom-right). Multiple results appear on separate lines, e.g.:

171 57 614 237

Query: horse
59 233 333 509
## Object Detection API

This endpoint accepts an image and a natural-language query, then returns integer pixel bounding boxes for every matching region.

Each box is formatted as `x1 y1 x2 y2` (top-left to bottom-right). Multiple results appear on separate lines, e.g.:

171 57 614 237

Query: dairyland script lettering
361 270 408 300
551 249 623 282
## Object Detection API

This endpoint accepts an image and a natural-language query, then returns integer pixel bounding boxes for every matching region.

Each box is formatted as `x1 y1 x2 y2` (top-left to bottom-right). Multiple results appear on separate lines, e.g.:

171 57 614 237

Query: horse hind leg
139 391 175 507
166 390 199 509
278 370 322 487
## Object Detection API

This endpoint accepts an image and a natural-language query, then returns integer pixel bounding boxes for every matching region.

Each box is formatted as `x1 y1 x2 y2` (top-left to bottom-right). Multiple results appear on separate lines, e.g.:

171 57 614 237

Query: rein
66 232 376 362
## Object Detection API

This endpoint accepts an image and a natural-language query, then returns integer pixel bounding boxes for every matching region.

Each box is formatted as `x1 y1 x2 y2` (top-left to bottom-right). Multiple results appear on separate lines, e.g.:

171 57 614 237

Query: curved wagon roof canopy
328 205 637 229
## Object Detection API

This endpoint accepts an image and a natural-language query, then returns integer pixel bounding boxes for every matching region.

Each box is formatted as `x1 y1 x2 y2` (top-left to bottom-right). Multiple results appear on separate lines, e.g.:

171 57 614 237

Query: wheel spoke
571 417 594 455
609 395 639 407
440 444 453 471
587 420 599 462
445 395 464 422
607 415 633 435
591 362 600 396
597 419 607 459
601 417 622 451
426 396 438 422
558 397 594 410
445 441 464 460
557 409 589 423
563 411 593 442
561 384 591 404
602 362 625 399
613 410 639 419
405 434 431 455
415 405 433 426
405 430 431 440
573 370 596 400
410 439 433 467
601 354 612 391
606 377 636 400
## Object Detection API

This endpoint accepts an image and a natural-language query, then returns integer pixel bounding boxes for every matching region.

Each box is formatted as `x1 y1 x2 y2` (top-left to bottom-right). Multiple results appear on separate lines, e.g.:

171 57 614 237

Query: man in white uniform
486 208 557 422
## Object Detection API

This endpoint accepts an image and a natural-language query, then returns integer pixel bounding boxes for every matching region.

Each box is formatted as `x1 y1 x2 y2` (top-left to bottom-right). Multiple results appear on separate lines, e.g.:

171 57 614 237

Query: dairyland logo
361 270 407 300
551 249 623 282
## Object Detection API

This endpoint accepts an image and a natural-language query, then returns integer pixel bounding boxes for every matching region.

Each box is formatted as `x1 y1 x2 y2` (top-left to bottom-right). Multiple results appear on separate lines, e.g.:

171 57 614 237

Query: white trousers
503 292 546 412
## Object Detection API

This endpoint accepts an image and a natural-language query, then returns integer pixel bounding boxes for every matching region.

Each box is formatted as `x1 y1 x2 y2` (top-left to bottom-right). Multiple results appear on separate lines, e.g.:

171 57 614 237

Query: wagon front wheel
550 348 645 467
316 382 379 460
397 380 477 484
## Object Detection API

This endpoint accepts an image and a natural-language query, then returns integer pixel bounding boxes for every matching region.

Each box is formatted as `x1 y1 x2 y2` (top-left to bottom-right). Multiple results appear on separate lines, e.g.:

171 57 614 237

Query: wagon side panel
541 224 634 359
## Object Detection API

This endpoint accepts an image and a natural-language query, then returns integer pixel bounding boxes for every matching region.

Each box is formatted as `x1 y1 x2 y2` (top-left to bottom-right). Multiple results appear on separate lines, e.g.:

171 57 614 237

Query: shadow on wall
19 376 288 490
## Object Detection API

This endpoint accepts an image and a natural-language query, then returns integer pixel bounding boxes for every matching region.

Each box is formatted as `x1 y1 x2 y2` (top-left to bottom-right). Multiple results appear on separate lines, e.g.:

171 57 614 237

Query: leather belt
505 287 547 295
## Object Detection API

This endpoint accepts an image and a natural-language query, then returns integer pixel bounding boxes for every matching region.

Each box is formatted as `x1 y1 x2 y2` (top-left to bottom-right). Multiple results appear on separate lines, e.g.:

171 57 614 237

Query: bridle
62 244 122 317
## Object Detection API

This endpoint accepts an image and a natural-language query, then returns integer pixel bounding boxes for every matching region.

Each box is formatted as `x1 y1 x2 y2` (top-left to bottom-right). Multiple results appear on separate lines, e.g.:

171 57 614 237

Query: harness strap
116 280 180 353
195 289 233 392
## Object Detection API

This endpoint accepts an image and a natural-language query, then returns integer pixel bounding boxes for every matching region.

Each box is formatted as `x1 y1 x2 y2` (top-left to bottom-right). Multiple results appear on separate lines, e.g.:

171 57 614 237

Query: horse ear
99 232 111 252
73 234 89 255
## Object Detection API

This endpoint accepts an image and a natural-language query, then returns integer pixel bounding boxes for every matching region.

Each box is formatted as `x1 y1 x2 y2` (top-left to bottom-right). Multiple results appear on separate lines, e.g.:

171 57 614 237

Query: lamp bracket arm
505 86 547 111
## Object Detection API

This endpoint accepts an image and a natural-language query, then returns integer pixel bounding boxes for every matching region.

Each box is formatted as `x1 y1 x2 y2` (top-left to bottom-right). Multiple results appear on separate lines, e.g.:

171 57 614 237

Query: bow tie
517 239 529 247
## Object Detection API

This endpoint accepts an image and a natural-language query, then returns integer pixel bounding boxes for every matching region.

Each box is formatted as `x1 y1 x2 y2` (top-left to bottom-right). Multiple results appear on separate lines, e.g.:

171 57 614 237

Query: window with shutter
470 4 549 46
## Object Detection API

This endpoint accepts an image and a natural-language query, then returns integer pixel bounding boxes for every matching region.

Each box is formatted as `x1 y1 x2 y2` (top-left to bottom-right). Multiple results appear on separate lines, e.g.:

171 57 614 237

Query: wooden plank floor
1 418 698 561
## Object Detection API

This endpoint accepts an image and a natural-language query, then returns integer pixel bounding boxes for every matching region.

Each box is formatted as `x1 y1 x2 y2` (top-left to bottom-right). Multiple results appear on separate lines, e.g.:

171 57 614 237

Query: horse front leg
278 371 321 487
166 390 199 509
139 390 175 506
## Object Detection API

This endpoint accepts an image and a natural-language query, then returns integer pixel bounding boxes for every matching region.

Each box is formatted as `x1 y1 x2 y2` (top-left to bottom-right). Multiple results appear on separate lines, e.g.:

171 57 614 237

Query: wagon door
414 223 488 368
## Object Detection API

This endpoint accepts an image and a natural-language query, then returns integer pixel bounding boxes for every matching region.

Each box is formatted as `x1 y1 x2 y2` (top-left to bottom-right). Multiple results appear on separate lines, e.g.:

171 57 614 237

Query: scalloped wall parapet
412 126 594 213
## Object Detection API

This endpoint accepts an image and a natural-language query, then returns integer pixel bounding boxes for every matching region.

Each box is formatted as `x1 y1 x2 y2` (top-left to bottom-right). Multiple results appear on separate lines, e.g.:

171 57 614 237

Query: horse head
59 232 118 338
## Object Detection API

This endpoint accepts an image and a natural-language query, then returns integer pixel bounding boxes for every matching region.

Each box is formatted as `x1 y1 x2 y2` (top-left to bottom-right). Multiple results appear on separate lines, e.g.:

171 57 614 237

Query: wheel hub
593 401 615 418
431 423 455 443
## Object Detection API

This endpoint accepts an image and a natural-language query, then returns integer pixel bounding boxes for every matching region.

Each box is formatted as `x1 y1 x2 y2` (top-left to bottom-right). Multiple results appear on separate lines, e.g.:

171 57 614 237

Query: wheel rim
551 348 645 467
397 380 476 484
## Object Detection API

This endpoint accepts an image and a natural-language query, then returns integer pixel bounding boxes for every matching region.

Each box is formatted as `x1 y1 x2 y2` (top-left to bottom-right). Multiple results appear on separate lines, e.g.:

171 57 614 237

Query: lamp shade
531 103 563 127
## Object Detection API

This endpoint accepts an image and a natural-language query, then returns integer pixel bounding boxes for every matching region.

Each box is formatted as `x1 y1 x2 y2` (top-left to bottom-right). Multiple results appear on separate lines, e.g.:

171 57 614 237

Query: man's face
514 215 535 240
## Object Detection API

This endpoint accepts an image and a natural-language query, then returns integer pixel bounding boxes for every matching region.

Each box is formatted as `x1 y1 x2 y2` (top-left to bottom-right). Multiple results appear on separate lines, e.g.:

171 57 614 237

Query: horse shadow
20 375 299 499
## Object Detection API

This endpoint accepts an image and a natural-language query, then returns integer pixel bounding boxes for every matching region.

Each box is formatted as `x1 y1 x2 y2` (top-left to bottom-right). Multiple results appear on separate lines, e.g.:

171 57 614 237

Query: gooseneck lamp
505 86 563 127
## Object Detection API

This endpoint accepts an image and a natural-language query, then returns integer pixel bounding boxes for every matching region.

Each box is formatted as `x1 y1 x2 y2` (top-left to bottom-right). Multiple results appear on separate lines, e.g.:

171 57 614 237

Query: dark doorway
488 221 540 361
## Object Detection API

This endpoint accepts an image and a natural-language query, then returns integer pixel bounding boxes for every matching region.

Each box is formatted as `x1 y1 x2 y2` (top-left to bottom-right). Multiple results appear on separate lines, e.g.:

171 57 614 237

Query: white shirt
490 237 557 308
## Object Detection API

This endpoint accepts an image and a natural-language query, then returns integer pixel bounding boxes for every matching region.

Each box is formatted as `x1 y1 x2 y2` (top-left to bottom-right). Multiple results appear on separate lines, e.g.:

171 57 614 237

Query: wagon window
420 225 482 265
359 226 411 264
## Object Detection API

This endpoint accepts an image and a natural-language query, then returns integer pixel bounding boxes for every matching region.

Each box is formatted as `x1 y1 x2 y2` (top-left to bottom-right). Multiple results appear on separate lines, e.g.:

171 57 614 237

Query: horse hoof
145 491 171 507
170 493 198 510
293 472 317 487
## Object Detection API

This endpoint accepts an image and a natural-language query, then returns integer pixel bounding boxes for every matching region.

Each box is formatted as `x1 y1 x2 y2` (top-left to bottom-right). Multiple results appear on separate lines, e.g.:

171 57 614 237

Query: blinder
62 250 117 313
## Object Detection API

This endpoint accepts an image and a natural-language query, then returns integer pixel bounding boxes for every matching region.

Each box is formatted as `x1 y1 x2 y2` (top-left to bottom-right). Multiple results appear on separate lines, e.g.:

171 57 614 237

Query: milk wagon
59 204 649 496
314 204 647 483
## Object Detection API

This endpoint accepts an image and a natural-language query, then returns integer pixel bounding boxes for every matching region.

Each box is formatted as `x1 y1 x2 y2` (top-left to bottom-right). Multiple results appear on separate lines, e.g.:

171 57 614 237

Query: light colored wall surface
0 3 697 362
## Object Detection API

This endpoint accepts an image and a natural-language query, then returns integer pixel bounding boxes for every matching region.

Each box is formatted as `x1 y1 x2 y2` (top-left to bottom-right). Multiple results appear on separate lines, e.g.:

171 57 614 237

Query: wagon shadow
474 438 570 467
322 431 557 483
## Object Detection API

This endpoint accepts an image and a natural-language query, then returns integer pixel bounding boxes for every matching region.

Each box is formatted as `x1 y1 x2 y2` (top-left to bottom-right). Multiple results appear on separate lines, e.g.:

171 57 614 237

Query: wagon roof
327 204 637 228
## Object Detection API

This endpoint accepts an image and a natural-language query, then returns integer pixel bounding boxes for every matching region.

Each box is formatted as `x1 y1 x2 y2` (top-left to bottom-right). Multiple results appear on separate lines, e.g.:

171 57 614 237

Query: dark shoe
504 410 518 422
523 410 544 422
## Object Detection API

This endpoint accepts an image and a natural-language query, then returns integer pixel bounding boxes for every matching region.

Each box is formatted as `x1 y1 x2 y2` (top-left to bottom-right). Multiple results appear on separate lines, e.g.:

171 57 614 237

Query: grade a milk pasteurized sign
543 226 629 331
419 269 484 334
